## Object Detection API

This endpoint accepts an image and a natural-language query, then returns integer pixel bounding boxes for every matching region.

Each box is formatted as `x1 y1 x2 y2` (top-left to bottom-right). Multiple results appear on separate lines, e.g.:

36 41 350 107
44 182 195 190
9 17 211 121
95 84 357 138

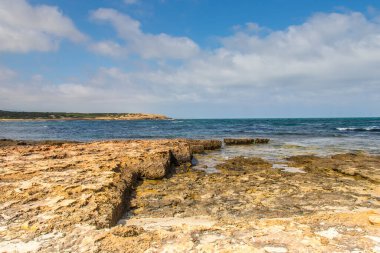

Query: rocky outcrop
1 140 379 252
186 139 222 154
122 154 380 252
0 139 197 252
224 138 270 145
287 152 380 183
0 138 222 248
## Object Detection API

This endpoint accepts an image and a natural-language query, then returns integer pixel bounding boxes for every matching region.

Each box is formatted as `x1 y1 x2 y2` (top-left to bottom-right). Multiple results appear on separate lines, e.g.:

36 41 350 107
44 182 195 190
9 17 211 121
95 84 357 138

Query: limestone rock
224 138 270 145
189 144 205 154
369 215 380 225
187 139 222 150
224 138 255 145
0 140 379 252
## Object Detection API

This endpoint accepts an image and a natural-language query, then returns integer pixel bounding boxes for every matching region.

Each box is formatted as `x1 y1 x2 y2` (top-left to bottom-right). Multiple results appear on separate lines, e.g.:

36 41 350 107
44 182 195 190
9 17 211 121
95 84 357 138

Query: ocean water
1 118 380 160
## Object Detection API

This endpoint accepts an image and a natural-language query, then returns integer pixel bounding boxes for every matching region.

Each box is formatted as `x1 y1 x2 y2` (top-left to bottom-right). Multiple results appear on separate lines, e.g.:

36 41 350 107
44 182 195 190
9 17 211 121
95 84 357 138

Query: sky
1 0 380 118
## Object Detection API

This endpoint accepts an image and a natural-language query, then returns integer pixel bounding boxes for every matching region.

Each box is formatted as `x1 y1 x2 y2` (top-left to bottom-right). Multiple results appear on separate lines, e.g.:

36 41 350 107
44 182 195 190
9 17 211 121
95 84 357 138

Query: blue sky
1 0 380 118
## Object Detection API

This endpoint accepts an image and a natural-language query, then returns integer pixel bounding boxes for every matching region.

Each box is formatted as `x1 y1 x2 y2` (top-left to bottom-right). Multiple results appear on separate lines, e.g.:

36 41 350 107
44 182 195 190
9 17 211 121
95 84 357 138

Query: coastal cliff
0 139 379 252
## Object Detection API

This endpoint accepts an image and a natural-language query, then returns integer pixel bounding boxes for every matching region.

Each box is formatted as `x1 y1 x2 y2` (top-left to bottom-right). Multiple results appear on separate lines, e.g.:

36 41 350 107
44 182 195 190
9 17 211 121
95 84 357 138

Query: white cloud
0 67 16 81
0 0 86 53
153 11 380 91
89 41 126 57
1 11 380 117
89 11 380 116
90 8 199 59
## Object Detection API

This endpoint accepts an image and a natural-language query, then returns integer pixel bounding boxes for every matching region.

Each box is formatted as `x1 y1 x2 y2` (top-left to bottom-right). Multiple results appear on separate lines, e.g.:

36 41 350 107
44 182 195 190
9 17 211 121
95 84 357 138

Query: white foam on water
272 164 306 173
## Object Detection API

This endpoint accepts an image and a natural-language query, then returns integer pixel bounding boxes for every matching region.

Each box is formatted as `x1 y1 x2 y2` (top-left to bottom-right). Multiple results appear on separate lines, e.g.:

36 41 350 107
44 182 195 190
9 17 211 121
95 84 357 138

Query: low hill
0 110 170 121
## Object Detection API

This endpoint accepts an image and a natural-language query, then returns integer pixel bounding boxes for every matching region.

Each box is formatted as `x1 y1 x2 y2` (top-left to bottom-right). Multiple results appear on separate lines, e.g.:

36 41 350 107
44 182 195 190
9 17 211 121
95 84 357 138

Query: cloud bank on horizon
0 0 379 118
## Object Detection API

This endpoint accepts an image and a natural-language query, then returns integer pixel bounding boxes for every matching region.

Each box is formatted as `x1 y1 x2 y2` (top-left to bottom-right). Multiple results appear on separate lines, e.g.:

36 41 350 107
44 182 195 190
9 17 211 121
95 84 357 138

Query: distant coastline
0 110 170 121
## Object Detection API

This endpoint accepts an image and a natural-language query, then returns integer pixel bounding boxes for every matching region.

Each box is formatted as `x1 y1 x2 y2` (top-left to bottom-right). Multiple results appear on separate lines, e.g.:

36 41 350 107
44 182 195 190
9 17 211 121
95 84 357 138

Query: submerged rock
255 138 270 144
187 139 222 151
224 138 270 145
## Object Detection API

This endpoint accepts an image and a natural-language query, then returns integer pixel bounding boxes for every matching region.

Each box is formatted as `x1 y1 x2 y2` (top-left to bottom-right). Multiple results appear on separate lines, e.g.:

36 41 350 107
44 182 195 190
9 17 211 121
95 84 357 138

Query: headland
0 110 170 121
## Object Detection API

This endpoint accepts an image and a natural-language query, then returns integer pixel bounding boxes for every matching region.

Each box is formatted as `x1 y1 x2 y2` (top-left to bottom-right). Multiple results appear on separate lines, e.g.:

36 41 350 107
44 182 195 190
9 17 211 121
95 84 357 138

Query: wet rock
216 156 272 173
189 144 205 154
287 152 380 183
127 153 379 252
1 139 379 252
224 138 270 145
255 138 270 144
224 138 255 145
331 154 380 183
187 139 222 151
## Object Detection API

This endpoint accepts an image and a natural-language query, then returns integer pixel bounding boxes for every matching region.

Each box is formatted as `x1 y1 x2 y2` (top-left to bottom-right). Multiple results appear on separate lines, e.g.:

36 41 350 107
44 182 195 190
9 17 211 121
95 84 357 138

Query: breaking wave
336 126 380 132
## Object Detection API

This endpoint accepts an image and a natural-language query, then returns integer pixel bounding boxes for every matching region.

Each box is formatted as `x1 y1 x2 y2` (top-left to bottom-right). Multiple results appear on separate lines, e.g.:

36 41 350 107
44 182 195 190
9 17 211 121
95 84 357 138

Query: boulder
123 151 172 179
189 144 205 154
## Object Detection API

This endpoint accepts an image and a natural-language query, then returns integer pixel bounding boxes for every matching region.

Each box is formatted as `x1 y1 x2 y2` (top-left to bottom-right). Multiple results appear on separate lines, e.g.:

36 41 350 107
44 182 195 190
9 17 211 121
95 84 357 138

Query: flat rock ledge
0 139 219 252
187 139 222 153
1 139 379 252
224 138 270 145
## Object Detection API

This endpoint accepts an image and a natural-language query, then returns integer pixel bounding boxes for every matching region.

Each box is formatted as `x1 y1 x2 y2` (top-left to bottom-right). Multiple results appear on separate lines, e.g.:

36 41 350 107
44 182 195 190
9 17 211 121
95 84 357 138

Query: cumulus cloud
0 66 168 113
120 10 380 111
89 40 126 57
185 12 380 89
85 11 380 115
0 67 16 81
1 11 380 116
90 8 199 59
0 0 86 53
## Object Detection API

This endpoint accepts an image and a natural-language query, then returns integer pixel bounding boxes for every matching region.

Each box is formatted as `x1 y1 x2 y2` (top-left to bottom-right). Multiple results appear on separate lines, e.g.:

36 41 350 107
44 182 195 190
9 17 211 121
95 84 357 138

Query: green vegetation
0 110 137 119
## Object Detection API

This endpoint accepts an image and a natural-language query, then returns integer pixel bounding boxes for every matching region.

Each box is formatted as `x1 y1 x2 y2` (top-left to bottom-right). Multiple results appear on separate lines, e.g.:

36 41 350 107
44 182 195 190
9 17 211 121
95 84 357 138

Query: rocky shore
0 111 170 121
0 139 379 252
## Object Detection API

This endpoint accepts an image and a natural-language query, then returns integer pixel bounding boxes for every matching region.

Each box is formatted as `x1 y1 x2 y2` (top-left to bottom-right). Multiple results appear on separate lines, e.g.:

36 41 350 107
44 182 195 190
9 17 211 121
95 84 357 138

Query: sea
1 118 380 170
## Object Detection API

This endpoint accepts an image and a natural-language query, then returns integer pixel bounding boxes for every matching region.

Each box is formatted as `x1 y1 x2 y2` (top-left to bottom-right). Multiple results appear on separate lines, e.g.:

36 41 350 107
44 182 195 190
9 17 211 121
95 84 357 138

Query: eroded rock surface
0 139 219 252
120 154 380 252
187 140 222 153
224 138 270 145
1 140 379 252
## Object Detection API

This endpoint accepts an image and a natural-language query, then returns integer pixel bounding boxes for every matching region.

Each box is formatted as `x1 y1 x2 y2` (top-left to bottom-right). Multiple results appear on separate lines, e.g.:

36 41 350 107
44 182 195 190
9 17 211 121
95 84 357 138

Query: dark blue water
0 118 379 141
1 118 379 154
